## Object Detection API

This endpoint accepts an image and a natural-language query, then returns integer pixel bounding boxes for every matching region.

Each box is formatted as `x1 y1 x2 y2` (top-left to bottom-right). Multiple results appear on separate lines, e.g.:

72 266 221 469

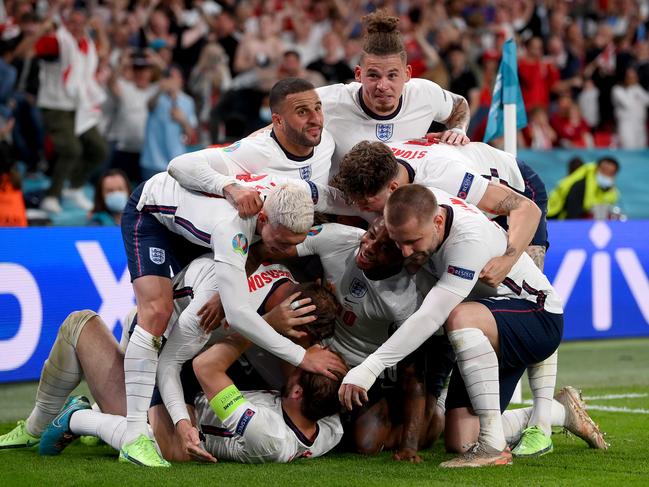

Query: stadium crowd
0 0 647 223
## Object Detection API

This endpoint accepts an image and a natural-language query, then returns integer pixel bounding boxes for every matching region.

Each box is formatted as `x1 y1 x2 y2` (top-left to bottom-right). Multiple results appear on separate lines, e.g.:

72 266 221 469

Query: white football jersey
195 391 343 463
388 139 526 196
137 172 351 271
317 79 454 173
178 128 334 186
421 189 562 313
297 223 418 367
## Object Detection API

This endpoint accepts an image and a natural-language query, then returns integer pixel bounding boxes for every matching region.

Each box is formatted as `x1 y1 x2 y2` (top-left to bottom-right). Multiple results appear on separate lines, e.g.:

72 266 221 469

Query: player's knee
446 304 473 332
354 434 384 455
59 310 99 347
138 300 173 335
192 354 209 384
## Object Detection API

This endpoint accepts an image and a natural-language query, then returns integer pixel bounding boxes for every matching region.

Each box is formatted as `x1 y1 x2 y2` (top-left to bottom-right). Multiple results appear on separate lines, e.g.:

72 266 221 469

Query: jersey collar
270 129 315 162
440 204 454 246
357 88 404 121
396 158 415 183
282 407 319 447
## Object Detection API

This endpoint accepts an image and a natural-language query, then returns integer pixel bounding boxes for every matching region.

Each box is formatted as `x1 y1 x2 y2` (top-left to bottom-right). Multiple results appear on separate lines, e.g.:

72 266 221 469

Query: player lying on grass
338 186 568 467
250 216 453 461
0 254 344 463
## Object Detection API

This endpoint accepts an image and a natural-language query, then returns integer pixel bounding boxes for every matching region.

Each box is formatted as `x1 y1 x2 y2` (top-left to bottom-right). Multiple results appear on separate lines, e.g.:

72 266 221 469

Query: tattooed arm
431 93 471 145
477 183 542 286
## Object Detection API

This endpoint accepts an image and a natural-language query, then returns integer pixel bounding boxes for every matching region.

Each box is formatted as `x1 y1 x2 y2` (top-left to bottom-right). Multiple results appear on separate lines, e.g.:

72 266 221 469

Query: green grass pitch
1 339 648 486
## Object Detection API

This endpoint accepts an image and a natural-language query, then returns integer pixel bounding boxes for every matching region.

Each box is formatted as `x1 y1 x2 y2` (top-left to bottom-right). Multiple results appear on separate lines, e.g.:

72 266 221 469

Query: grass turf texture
1 338 648 486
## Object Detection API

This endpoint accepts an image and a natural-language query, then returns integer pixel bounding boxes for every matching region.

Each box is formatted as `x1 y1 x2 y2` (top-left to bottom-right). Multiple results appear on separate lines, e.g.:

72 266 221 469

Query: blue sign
0 228 134 382
1 222 648 382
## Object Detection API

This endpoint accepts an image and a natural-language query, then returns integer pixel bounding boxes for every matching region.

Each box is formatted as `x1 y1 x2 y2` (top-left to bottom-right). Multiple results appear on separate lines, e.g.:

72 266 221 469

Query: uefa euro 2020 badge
232 233 249 256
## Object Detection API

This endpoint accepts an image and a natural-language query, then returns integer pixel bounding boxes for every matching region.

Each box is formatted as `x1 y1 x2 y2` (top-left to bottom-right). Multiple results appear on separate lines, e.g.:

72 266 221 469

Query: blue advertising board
1 222 648 382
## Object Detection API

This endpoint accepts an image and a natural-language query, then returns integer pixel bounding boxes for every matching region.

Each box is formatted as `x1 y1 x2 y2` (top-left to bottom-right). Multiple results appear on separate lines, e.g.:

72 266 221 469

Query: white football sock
527 350 558 436
503 399 567 444
123 325 159 443
448 328 506 451
70 410 127 450
25 311 94 436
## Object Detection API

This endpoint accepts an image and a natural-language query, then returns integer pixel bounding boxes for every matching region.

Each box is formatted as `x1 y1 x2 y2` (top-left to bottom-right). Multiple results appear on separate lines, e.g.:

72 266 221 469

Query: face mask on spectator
259 106 272 122
105 191 129 213
596 172 615 190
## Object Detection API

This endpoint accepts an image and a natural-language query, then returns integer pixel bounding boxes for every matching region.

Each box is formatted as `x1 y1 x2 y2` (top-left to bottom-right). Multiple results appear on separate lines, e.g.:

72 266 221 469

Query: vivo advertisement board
1 222 648 382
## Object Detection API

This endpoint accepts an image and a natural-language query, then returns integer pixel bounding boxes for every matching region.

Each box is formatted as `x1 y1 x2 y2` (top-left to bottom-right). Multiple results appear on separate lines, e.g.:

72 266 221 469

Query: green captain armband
209 384 247 421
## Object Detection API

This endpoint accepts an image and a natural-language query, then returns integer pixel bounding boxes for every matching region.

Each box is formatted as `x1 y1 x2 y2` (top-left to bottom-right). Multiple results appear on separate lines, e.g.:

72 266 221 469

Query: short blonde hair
263 183 314 233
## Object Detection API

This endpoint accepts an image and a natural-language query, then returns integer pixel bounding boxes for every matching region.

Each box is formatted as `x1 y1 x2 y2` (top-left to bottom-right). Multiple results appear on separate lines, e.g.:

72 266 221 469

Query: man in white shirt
119 172 345 466
166 77 334 216
316 10 470 174
340 185 565 468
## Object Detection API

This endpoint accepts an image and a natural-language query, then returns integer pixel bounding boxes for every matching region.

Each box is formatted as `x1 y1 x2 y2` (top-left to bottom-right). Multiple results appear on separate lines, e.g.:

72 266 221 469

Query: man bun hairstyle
264 183 314 233
361 10 406 62
269 77 316 113
331 141 399 204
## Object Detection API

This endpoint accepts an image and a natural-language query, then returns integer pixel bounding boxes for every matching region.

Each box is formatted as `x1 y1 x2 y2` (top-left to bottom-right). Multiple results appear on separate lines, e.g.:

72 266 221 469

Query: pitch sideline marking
519 393 649 414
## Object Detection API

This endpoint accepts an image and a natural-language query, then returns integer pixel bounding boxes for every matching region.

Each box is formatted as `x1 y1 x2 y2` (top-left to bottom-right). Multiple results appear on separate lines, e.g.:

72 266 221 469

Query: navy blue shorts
121 183 207 282
446 297 563 413
494 159 549 249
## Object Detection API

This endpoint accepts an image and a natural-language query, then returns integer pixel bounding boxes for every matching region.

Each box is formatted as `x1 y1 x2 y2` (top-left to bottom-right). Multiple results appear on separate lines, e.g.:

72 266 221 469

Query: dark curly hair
331 141 399 204
361 10 406 63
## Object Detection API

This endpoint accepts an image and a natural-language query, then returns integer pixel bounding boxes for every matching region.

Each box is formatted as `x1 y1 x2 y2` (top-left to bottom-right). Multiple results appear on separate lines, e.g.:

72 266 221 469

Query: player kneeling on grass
338 185 607 467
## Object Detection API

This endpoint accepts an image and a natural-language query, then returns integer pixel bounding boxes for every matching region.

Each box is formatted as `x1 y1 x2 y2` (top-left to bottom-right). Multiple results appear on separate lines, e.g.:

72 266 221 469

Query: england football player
340 185 565 467
119 173 346 466
316 10 471 174
252 217 452 460
332 140 560 455
166 78 334 216
1 255 344 463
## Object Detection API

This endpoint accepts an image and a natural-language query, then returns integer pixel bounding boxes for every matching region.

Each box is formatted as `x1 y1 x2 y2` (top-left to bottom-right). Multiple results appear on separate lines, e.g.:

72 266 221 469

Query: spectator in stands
578 78 601 129
213 6 240 77
447 45 478 105
140 65 197 180
107 49 161 184
584 23 618 131
0 108 27 227
523 107 557 149
277 50 325 87
188 42 232 144
612 66 649 149
518 36 559 111
307 31 354 84
551 94 593 148
88 168 131 226
33 6 108 214
548 157 620 220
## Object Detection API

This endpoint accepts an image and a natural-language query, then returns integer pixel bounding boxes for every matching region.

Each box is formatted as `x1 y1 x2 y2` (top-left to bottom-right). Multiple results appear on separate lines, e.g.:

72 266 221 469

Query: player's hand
264 291 316 339
480 254 516 287
299 344 348 381
176 419 217 463
338 383 369 411
197 293 225 332
393 448 423 464
427 130 470 145
224 183 263 217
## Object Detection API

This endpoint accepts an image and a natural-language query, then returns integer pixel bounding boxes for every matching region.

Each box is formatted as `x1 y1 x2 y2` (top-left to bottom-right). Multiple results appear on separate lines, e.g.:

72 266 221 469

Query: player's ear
354 65 362 82
271 111 282 128
405 64 412 81
388 180 400 193
291 384 303 400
